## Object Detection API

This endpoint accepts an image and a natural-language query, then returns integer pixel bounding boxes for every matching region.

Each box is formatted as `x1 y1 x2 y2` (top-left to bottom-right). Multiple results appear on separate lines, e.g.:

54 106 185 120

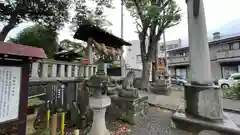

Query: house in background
125 39 183 69
168 32 240 80
125 39 183 80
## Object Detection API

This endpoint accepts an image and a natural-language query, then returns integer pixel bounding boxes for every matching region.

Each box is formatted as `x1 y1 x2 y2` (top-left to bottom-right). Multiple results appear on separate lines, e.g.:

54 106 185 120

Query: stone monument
171 1 240 135
150 58 171 95
150 77 171 96
107 71 148 125
119 71 139 98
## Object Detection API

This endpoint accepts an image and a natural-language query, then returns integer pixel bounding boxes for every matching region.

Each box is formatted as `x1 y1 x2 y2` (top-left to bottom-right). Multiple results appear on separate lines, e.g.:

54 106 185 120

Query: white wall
125 39 183 69
125 40 147 69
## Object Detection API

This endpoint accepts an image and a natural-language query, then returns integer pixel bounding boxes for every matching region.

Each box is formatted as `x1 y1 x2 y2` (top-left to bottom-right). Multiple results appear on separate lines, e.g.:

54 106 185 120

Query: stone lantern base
88 96 111 135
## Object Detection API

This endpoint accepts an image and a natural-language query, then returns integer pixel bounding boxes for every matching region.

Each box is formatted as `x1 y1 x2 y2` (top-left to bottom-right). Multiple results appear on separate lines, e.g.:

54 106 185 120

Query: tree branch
132 0 145 25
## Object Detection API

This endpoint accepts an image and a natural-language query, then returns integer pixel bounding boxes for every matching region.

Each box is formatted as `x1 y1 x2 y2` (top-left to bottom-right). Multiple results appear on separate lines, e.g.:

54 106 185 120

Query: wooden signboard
0 66 21 123
0 61 29 134
0 42 46 134
158 58 165 74
158 63 165 73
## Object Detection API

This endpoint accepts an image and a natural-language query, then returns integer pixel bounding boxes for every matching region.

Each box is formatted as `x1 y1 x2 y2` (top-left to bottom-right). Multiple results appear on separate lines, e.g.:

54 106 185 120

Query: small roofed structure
0 42 47 59
73 24 132 65
73 24 131 48
53 46 86 61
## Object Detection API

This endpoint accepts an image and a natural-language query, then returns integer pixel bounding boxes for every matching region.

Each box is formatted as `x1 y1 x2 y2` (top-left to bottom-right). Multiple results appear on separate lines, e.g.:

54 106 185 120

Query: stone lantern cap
0 42 47 59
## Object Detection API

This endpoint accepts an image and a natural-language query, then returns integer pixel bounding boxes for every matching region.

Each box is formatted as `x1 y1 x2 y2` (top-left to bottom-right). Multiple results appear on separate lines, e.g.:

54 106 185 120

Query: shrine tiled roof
0 42 47 59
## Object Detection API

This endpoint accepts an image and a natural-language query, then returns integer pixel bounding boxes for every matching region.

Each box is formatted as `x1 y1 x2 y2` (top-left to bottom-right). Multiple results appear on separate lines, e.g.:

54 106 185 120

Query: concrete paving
139 89 240 128
228 112 240 127
140 88 240 112
139 90 184 110
129 107 190 135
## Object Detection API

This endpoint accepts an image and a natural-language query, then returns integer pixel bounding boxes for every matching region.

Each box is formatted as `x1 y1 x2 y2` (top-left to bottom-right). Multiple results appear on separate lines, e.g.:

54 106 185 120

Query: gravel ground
129 107 191 135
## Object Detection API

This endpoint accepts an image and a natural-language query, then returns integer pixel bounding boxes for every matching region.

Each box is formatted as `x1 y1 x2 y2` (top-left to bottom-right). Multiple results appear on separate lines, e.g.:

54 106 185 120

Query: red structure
0 42 46 134
82 59 89 65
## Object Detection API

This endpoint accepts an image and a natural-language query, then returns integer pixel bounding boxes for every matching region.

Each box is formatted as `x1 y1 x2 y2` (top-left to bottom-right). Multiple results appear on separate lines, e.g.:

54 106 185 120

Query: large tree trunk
141 58 152 91
139 37 156 91
152 62 156 82
152 42 158 82
137 32 151 91
149 24 158 82
0 15 17 41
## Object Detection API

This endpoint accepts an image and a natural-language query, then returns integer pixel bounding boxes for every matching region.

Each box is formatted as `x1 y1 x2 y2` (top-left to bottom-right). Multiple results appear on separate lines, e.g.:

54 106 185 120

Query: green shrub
223 83 240 100
32 129 51 135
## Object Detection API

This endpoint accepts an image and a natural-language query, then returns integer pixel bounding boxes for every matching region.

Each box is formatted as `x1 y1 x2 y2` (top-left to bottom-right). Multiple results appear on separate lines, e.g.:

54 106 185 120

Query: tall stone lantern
73 24 131 135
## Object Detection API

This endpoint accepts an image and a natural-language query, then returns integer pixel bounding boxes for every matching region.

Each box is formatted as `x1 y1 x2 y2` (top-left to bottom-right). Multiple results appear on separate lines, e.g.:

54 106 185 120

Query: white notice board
0 66 21 123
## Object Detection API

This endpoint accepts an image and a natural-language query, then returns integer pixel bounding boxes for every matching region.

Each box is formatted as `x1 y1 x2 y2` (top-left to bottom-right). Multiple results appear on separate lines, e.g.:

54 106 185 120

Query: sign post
0 42 46 134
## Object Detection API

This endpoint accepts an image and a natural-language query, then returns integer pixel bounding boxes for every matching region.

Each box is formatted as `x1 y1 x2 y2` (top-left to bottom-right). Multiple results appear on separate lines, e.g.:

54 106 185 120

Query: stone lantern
73 24 131 135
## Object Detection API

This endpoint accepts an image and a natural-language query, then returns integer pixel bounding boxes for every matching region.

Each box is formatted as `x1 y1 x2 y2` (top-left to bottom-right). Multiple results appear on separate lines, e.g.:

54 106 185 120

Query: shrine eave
73 24 132 48
0 42 47 59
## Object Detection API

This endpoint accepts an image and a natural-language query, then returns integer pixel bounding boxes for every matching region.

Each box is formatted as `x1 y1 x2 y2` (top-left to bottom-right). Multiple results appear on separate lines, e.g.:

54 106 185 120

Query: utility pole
120 0 125 78
163 30 168 74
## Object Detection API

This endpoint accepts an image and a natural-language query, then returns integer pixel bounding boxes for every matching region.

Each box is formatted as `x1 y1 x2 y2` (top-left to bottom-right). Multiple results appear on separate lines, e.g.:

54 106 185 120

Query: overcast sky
3 0 240 43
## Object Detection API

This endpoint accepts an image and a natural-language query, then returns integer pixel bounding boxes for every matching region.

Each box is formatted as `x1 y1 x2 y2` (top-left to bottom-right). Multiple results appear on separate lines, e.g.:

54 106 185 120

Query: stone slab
171 106 240 135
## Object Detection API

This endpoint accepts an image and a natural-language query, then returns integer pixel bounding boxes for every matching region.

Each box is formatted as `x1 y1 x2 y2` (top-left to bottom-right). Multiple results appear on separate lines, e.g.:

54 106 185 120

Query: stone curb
148 103 176 112
149 103 240 114
223 108 240 114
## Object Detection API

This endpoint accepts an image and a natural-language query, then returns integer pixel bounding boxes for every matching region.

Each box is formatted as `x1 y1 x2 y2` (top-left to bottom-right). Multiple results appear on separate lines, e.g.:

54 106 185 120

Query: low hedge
223 83 240 100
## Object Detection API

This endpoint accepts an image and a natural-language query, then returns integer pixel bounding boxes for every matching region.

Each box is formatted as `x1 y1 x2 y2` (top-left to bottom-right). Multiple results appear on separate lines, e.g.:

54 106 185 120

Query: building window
229 43 234 50
179 52 186 56
136 55 142 63
222 66 238 79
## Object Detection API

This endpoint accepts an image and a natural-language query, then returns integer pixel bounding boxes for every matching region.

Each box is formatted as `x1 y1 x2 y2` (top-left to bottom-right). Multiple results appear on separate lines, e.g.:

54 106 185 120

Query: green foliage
97 55 114 63
71 0 113 32
223 83 240 100
8 24 58 57
59 39 87 58
28 97 44 107
1 0 113 41
32 128 51 135
60 39 85 49
124 0 181 35
0 0 70 30
124 0 181 82
111 61 121 67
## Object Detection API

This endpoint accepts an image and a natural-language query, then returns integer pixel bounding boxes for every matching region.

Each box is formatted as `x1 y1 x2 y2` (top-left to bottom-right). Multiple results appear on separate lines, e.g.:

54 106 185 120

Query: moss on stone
28 97 44 107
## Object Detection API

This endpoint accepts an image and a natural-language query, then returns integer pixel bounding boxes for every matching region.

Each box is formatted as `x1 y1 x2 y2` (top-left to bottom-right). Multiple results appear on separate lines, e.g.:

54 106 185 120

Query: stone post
88 39 94 65
88 96 111 135
185 0 223 120
171 1 240 134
